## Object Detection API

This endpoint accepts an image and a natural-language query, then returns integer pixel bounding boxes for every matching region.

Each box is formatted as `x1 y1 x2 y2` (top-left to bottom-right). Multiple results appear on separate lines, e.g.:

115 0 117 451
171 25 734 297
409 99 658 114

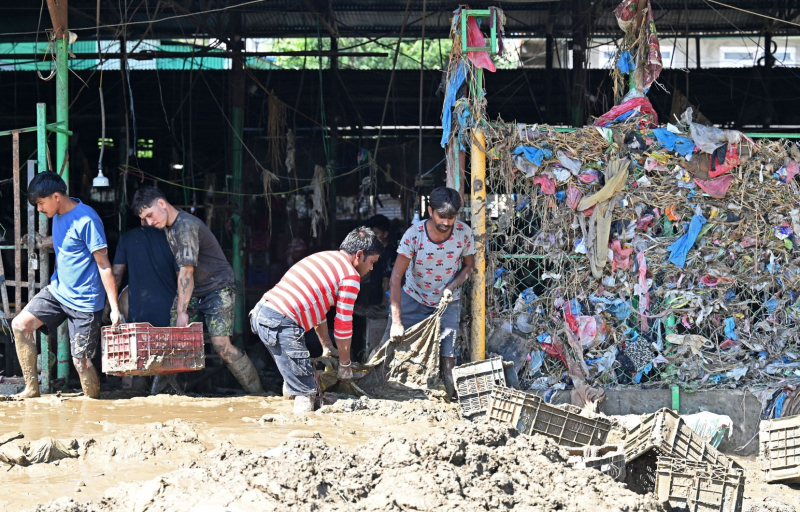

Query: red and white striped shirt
264 251 360 340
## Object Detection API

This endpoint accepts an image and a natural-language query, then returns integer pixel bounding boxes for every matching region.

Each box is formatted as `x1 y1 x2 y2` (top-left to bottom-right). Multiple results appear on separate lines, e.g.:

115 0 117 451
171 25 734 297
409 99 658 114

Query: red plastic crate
102 322 205 376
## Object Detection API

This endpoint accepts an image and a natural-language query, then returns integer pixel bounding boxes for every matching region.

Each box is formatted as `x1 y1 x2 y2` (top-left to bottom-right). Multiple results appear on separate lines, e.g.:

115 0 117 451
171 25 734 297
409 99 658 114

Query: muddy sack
364 301 448 393
0 436 78 466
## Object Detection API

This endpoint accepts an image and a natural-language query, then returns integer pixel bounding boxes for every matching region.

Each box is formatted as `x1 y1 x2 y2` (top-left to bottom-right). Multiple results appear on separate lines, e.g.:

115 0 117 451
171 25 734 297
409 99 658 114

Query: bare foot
13 386 41 399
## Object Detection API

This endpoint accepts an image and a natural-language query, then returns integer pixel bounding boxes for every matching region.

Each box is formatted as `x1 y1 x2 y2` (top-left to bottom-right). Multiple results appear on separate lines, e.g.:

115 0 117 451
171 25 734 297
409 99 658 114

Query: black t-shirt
114 226 179 326
165 211 234 297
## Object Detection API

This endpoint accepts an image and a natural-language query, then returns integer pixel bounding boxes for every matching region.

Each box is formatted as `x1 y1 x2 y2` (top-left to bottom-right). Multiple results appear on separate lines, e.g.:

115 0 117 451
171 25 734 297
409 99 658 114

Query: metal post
55 34 71 383
12 132 21 315
469 68 486 362
36 103 51 392
230 31 245 342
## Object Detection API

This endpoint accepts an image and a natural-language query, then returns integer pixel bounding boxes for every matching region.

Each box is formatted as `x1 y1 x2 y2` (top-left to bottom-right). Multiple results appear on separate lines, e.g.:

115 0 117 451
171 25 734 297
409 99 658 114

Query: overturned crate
102 322 205 376
567 445 626 481
759 415 800 483
655 457 745 512
488 386 612 447
625 408 740 470
453 356 506 418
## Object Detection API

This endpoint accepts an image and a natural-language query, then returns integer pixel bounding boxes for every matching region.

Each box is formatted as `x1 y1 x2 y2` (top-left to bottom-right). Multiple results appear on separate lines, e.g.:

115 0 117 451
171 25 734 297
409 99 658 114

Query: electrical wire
703 0 800 29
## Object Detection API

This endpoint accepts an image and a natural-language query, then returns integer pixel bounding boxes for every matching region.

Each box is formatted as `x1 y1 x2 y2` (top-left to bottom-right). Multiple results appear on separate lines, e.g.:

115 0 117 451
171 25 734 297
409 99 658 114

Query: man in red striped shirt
250 227 383 413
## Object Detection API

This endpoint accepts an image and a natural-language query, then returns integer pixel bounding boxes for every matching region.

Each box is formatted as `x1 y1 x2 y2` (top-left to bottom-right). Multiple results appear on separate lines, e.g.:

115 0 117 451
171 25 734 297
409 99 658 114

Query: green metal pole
55 34 70 382
231 107 244 339
36 103 50 393
231 33 245 342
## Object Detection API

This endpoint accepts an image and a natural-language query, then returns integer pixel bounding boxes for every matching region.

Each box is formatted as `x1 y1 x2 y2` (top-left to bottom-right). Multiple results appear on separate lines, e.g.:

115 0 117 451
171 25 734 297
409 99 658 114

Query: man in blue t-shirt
11 172 121 399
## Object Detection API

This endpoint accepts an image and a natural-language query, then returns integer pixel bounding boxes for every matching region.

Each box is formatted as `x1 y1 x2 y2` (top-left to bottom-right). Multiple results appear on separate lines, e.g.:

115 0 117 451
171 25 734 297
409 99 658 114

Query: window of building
137 139 154 159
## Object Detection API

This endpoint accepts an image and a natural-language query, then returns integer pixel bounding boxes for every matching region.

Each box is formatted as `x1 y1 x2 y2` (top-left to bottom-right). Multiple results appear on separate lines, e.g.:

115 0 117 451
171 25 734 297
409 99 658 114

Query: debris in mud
0 436 78 466
319 395 461 423
745 498 797 512
80 419 205 462
29 423 661 512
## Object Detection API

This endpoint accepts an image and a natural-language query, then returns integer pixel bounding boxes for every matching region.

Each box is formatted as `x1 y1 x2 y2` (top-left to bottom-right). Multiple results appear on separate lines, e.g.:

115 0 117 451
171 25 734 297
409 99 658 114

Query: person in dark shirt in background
112 223 179 328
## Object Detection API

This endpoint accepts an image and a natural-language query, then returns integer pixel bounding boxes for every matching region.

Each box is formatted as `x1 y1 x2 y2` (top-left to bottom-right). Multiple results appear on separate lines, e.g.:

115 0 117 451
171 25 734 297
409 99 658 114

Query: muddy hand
110 307 122 328
176 312 189 328
390 322 405 343
439 289 454 307
337 362 353 381
322 345 339 358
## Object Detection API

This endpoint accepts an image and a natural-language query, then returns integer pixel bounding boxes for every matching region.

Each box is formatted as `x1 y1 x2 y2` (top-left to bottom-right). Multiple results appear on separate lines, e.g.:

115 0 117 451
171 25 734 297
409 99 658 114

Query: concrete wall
544 388 763 455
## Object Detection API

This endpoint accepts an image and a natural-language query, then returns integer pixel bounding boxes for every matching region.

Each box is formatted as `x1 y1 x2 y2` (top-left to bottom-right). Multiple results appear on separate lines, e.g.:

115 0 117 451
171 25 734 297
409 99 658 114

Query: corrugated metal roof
0 0 797 41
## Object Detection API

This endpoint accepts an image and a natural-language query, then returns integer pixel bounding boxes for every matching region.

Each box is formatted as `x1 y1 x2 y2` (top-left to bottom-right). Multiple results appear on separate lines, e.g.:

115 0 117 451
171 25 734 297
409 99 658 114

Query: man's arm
112 264 126 293
94 249 121 327
444 254 475 293
175 266 195 327
314 321 338 356
389 254 411 342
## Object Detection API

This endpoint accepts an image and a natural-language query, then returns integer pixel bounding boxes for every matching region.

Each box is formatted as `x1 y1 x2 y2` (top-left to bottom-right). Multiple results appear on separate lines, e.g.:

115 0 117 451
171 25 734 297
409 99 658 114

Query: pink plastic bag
466 16 497 72
534 175 556 195
566 185 583 210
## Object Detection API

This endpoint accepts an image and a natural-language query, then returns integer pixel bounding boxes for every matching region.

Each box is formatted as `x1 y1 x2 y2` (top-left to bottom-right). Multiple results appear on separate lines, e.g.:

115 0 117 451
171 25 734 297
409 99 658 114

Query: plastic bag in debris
514 145 552 166
694 174 735 199
556 150 582 175
0 437 78 466
652 128 695 156
534 175 556 195
440 61 467 147
682 411 733 449
616 50 635 74
577 159 630 211
465 14 497 72
667 213 707 268
682 107 742 153
593 96 658 128
566 185 583 210
513 155 540 178
776 160 800 184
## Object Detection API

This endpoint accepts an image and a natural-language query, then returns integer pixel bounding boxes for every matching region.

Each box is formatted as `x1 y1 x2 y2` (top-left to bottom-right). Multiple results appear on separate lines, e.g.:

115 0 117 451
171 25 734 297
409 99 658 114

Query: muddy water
0 394 451 510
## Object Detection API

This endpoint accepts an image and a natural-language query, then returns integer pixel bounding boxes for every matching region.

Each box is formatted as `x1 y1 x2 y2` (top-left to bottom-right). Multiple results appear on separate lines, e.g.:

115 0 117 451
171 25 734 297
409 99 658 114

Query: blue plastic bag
668 213 707 268
652 128 695 156
513 145 553 166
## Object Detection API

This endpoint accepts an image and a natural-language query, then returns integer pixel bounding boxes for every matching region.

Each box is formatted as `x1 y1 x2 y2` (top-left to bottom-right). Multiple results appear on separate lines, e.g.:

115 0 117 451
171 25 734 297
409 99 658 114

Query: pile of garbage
440 3 800 394
483 112 800 392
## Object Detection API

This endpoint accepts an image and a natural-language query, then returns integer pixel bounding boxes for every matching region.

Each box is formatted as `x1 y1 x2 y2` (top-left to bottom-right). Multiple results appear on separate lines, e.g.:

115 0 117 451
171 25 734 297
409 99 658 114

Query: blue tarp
440 60 467 147
652 128 695 156
513 145 553 166
667 213 707 268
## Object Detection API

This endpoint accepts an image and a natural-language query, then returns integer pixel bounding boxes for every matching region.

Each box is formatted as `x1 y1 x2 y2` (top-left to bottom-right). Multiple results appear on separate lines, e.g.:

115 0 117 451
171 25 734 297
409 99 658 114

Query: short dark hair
340 226 384 257
27 171 67 206
132 186 168 215
429 187 461 218
365 214 391 234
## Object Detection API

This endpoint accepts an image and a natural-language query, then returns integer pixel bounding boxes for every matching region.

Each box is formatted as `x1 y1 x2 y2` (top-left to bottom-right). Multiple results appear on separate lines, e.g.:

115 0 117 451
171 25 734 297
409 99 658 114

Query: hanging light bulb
93 166 109 187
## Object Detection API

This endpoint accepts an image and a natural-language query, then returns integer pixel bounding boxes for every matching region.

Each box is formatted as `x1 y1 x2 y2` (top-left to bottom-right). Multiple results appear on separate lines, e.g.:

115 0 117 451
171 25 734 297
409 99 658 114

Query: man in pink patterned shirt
384 187 476 398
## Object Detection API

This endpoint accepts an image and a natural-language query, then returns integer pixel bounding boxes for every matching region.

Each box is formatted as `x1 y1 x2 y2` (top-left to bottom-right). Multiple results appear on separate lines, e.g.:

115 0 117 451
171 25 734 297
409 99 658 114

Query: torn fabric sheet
440 60 467 148
577 159 630 211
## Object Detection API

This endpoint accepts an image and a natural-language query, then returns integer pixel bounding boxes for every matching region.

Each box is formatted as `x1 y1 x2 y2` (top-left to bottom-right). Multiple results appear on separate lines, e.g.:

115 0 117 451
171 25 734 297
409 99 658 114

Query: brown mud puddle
1 393 458 510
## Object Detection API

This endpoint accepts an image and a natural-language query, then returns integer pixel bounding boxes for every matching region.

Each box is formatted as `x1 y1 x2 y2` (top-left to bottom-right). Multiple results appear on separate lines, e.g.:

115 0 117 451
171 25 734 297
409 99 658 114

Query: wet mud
2 393 799 512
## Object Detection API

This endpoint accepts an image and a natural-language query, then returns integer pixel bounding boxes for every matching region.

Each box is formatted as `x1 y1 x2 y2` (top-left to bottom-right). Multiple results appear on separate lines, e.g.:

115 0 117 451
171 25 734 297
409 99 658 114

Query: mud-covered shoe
293 395 315 413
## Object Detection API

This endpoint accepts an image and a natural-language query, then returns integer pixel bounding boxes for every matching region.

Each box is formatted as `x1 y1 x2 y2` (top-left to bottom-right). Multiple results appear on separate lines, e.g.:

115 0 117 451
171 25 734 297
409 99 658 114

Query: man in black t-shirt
131 187 264 395
112 224 178 327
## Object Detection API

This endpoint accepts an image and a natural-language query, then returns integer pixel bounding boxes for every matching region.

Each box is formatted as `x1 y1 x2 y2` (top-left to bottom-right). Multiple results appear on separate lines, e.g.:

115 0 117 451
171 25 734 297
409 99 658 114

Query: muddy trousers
249 301 316 397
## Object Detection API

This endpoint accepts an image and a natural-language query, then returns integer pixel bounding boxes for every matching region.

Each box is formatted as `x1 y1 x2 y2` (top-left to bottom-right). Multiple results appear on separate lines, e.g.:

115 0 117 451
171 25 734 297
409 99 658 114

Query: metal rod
36 104 50 393
470 67 486 362
55 33 70 384
45 125 74 136
418 0 427 177
27 161 36 325
1 51 389 60
12 131 21 314
230 27 246 342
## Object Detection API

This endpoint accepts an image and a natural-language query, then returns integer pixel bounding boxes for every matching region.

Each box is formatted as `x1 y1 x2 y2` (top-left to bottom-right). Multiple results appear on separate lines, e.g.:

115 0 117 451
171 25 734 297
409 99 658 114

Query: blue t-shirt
49 200 108 312
113 226 178 327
